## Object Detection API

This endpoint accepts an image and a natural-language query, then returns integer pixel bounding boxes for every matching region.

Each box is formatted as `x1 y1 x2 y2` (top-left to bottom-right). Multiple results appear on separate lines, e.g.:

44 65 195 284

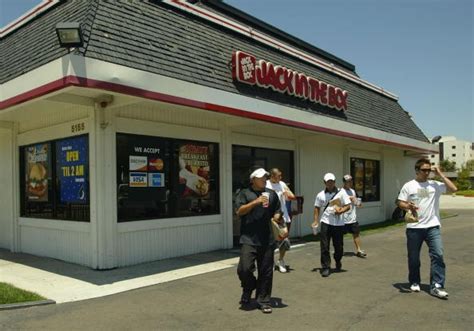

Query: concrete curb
0 299 56 311
442 213 459 219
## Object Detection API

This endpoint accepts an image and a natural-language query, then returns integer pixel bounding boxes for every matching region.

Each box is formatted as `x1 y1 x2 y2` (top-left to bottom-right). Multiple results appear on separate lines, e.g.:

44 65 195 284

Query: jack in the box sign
232 51 256 84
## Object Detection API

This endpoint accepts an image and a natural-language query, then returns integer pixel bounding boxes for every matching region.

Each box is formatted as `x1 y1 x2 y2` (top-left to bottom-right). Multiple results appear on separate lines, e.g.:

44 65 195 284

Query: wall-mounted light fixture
55 22 83 48
431 136 442 143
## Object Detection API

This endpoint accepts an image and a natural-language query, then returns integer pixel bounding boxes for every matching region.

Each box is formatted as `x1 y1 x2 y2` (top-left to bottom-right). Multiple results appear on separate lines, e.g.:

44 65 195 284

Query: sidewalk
440 194 474 209
0 196 471 305
0 249 240 304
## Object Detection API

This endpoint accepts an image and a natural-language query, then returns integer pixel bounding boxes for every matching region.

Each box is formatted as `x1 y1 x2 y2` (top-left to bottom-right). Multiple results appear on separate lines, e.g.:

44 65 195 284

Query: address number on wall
71 122 86 133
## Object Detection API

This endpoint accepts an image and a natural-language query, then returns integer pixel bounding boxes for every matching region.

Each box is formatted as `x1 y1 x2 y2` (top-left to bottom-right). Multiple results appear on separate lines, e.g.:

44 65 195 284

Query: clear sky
2 0 473 142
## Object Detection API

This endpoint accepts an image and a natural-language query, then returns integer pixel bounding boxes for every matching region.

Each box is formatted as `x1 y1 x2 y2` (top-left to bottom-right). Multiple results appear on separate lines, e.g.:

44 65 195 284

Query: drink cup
261 192 270 208
356 198 362 206
312 225 319 235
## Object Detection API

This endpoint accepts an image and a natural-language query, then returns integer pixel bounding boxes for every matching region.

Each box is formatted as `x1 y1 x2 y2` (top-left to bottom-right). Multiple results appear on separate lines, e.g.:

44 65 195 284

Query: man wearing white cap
235 168 282 313
312 173 351 277
342 174 366 258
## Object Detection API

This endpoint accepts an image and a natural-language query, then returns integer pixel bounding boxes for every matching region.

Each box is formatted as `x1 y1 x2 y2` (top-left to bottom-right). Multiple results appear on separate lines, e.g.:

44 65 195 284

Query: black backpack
391 206 406 221
391 192 406 221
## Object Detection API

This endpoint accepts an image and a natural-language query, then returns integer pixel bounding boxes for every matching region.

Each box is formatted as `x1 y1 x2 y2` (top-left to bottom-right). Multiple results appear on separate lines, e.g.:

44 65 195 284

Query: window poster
56 136 88 203
364 160 374 195
25 143 50 202
178 143 211 198
353 159 364 197
117 135 166 209
125 143 164 188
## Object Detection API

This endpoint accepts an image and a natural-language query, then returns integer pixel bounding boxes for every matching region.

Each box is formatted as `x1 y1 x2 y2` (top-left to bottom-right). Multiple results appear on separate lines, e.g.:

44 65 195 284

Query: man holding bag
266 168 296 273
235 168 281 313
312 173 351 277
397 158 457 299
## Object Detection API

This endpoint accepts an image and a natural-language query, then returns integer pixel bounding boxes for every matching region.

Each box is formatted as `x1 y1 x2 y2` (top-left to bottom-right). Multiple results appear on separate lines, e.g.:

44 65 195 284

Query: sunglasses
418 169 431 173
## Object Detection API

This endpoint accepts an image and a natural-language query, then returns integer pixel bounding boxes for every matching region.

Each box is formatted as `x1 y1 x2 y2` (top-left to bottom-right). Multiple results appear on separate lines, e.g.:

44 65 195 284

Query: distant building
429 136 474 169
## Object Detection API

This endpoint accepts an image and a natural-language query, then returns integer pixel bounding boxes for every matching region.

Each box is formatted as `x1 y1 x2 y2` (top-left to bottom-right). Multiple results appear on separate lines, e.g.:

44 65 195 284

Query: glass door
231 145 294 246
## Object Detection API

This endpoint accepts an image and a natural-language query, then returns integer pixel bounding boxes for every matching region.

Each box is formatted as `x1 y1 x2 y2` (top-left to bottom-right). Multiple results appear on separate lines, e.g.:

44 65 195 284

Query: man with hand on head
397 158 457 299
312 173 351 277
235 168 282 313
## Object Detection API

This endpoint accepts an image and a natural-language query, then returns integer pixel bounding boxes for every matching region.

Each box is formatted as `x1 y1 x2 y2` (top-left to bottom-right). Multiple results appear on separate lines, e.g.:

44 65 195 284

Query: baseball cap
343 174 353 182
323 173 336 182
250 168 269 180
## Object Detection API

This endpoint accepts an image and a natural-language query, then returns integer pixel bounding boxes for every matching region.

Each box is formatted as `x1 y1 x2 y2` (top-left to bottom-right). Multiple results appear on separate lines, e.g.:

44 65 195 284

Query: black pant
237 244 274 304
320 222 344 269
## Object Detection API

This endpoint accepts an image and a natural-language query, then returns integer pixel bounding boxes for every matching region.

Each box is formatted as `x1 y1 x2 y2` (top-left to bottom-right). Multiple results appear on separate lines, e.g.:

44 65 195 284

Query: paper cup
261 192 270 208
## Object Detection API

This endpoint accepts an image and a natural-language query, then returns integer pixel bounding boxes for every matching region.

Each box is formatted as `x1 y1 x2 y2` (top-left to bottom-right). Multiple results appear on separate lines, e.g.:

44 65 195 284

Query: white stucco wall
0 127 14 249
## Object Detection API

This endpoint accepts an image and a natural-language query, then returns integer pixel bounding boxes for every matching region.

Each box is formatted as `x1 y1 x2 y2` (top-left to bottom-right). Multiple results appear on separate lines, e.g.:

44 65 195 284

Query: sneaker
276 260 287 273
356 251 367 258
321 268 330 277
430 284 448 299
259 303 272 314
410 283 421 292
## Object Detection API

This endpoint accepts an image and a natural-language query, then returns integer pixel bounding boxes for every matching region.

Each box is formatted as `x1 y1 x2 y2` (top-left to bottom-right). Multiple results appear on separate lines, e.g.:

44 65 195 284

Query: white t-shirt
342 188 357 224
266 180 291 223
314 189 351 226
398 179 446 229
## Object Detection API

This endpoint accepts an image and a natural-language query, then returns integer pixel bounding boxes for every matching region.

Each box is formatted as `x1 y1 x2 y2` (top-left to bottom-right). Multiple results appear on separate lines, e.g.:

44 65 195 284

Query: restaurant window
19 135 90 221
116 133 219 222
232 145 294 192
350 157 380 202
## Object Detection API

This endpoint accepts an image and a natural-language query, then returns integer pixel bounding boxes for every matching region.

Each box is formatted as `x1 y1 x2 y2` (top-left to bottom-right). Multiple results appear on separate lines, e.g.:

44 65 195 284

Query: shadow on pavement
393 282 412 293
239 297 288 312
393 282 434 294
311 267 348 274
0 248 240 286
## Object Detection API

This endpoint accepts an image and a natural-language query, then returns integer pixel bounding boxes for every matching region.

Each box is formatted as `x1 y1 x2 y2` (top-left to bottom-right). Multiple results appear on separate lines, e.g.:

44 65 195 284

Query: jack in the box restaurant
0 0 436 269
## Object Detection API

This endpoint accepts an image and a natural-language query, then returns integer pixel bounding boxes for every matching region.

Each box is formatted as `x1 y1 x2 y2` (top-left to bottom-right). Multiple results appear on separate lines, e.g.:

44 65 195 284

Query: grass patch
301 212 456 243
455 190 474 197
0 282 45 305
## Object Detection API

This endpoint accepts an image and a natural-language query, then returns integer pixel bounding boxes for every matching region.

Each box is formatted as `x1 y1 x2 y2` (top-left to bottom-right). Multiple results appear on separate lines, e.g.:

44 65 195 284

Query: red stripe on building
0 75 435 153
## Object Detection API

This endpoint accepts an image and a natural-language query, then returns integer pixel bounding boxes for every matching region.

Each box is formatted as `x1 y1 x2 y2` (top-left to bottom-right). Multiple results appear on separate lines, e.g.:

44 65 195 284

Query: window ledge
19 217 90 232
118 214 222 233
360 201 382 208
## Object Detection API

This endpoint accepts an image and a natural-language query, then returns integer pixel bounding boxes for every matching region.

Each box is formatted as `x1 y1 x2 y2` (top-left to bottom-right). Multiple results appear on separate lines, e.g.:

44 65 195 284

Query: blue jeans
406 226 446 287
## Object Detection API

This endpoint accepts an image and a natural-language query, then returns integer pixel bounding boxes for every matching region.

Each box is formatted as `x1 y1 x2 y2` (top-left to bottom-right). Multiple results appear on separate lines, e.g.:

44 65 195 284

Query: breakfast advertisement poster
25 143 50 202
178 143 211 198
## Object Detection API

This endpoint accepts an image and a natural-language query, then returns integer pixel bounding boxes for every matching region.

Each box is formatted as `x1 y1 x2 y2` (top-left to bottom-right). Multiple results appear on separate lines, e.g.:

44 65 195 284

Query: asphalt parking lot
1 208 473 330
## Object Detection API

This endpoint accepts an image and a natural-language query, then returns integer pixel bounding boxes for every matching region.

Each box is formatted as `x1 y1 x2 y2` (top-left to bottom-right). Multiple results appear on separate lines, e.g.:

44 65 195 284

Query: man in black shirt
235 168 281 314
